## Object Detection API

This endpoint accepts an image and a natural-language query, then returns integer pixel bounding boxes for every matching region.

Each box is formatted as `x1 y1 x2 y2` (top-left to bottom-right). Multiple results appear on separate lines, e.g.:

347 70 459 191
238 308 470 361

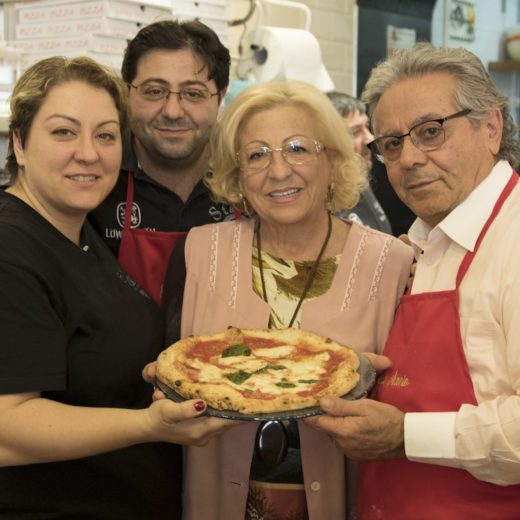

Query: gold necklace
256 212 332 328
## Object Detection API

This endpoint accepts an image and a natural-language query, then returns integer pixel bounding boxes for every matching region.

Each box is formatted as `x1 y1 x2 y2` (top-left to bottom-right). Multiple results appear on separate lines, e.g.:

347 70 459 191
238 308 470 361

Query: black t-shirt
88 137 233 257
0 191 182 519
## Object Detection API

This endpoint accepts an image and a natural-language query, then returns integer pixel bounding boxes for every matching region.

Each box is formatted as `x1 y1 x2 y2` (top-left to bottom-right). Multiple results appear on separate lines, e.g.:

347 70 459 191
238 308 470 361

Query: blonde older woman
163 80 413 520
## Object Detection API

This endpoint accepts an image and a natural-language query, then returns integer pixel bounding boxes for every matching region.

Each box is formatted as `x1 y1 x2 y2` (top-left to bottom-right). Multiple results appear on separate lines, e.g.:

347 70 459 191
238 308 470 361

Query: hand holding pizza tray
155 327 376 421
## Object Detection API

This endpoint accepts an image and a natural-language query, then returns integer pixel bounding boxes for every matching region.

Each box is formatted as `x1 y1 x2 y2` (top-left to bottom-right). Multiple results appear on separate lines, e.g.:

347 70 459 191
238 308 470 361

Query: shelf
488 60 520 72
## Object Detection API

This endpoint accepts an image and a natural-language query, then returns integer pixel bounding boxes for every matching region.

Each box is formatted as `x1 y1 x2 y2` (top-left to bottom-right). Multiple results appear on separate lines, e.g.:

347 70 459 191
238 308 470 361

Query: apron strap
123 172 135 232
456 172 518 286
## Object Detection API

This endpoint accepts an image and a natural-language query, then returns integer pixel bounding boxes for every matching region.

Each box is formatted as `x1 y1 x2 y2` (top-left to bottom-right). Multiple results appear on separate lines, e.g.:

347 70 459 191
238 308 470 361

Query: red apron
359 172 520 519
118 172 186 304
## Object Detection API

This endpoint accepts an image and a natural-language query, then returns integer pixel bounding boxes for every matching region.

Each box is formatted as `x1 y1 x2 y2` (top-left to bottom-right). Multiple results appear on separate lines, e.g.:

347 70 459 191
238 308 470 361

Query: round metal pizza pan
155 352 376 421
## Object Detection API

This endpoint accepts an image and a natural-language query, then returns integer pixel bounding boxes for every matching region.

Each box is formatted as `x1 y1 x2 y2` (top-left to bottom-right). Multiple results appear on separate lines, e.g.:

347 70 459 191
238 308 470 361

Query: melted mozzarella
218 357 267 372
190 347 330 391
241 372 290 394
253 345 295 358
189 359 222 381
281 355 328 381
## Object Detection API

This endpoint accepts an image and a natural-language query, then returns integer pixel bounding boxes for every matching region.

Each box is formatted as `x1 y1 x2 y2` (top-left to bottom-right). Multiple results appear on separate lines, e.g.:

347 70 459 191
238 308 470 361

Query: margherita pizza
156 327 360 414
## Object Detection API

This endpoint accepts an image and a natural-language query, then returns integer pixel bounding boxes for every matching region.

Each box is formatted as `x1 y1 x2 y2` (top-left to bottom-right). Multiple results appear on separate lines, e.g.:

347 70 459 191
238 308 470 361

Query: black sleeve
162 236 187 345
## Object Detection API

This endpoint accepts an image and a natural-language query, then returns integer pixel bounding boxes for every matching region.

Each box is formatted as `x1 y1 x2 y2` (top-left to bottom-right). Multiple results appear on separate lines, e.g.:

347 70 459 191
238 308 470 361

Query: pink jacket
180 218 412 520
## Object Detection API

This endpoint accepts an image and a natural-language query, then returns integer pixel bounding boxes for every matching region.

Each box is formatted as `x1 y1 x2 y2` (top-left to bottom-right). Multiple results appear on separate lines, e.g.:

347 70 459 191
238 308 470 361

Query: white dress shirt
404 160 520 485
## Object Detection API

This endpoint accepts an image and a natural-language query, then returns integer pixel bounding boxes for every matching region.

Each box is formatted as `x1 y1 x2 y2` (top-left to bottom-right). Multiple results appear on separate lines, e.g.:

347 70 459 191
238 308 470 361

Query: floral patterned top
247 248 340 520
251 247 340 328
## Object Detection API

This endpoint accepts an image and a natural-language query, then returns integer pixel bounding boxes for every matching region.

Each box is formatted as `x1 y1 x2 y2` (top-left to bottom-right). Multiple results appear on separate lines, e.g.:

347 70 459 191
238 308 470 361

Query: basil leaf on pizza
222 343 251 357
156 327 361 414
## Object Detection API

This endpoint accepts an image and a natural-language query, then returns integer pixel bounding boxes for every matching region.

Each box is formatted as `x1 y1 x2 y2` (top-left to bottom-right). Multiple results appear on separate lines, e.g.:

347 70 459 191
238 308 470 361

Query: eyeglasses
368 108 471 163
236 136 323 174
129 82 219 104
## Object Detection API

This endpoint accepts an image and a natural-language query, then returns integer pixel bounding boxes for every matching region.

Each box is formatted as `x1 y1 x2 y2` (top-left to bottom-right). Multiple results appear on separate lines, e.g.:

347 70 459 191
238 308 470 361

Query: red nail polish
194 401 205 412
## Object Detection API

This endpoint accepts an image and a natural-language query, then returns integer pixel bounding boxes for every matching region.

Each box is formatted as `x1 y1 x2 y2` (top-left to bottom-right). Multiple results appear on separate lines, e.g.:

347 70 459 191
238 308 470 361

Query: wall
431 0 520 124
356 0 435 97
5 0 519 96
227 0 520 94
4 0 520 83
431 0 519 61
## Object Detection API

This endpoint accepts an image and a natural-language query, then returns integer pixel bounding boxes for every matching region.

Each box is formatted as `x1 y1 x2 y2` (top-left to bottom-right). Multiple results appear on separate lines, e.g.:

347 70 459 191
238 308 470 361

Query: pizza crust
156 327 360 414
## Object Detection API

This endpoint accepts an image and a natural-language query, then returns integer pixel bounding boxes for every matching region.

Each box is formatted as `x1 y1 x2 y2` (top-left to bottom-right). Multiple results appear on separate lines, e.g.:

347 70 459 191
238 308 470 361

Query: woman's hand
145 398 236 446
0 392 237 467
142 362 237 445
142 361 167 401
142 361 156 384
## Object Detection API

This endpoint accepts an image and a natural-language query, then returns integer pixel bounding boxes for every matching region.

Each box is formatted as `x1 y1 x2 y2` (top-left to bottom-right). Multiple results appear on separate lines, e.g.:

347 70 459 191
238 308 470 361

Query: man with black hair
90 20 232 303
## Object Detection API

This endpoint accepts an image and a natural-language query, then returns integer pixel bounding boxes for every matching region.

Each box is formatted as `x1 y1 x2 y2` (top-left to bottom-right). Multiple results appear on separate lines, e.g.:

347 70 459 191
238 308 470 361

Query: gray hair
326 91 367 117
362 42 520 167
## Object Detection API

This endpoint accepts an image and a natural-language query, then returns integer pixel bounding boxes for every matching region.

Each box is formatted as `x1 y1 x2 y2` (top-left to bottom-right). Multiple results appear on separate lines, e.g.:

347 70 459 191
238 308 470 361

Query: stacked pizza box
9 0 172 72
172 0 228 46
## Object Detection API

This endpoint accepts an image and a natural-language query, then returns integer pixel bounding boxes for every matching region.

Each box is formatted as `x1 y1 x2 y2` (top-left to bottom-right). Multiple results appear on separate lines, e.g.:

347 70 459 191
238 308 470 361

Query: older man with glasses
89 20 232 303
307 42 520 519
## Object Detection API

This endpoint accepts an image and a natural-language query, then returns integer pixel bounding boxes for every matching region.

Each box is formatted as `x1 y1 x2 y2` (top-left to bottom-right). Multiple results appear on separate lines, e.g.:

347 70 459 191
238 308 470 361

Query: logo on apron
117 202 141 228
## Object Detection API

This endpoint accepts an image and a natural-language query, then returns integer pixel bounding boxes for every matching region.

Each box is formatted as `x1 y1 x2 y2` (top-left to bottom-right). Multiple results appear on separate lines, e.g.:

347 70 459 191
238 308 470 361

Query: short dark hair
6 56 128 178
121 19 231 94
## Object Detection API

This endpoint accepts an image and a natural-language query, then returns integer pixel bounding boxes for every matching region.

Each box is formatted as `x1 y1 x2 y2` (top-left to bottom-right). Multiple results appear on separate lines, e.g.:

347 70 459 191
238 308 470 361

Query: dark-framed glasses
129 82 218 104
368 108 471 163
236 136 323 174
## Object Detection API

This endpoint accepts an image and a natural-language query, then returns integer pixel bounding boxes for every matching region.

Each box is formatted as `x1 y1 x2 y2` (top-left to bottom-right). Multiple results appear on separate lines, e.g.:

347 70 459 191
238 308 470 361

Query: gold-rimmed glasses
236 136 324 174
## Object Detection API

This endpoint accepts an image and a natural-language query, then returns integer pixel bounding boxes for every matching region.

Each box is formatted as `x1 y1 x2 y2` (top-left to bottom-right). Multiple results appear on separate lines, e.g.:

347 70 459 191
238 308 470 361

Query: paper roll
251 27 334 91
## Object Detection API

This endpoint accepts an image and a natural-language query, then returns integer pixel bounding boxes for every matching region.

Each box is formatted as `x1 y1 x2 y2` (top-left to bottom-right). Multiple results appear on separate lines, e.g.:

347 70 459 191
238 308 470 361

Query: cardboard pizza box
16 0 171 25
9 33 128 55
15 17 143 40
172 0 227 19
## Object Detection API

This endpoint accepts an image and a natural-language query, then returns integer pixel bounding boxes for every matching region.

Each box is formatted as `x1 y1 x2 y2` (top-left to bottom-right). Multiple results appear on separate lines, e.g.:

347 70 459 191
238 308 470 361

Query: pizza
156 326 360 414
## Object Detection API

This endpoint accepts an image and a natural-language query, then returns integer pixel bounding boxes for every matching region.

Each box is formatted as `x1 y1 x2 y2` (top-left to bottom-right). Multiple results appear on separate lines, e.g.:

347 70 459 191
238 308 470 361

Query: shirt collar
120 135 161 186
408 160 513 253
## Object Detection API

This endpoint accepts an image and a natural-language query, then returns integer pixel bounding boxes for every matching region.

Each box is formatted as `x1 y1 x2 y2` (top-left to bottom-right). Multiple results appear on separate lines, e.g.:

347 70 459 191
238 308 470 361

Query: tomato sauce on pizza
156 327 360 414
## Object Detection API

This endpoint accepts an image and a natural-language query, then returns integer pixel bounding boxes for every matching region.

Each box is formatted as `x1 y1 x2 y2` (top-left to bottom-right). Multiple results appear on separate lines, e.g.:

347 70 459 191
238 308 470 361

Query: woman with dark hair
0 56 229 519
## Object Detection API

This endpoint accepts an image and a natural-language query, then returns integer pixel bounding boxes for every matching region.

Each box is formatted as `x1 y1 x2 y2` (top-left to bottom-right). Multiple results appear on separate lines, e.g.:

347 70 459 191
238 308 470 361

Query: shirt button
310 481 321 491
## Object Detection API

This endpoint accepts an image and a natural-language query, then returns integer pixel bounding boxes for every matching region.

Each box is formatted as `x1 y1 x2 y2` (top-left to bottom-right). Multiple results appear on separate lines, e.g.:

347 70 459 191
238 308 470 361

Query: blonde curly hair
205 80 367 213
